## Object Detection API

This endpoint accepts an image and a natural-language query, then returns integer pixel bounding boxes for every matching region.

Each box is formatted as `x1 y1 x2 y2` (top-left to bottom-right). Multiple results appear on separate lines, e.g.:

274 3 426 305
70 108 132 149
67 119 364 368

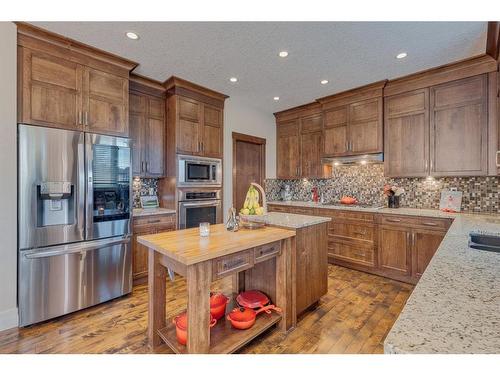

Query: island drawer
254 241 281 263
212 250 254 279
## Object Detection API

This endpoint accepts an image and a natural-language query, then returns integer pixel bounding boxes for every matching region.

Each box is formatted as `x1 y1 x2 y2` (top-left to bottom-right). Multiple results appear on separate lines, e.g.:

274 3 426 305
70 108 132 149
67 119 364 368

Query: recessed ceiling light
321 79 329 85
273 96 280 101
229 77 238 83
126 32 139 40
396 52 408 59
278 51 289 58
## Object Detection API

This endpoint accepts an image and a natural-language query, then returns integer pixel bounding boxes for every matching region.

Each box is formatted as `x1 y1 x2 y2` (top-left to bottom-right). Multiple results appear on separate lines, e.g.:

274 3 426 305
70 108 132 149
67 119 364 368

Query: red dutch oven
172 312 217 345
210 292 229 320
227 305 282 330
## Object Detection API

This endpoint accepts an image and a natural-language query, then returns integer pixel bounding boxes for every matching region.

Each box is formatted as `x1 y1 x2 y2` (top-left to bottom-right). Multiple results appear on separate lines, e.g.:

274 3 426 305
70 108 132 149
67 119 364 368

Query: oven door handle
181 201 221 208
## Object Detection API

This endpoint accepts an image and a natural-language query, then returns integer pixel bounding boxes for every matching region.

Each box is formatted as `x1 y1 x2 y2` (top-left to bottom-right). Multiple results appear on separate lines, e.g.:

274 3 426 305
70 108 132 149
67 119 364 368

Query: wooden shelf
158 299 282 354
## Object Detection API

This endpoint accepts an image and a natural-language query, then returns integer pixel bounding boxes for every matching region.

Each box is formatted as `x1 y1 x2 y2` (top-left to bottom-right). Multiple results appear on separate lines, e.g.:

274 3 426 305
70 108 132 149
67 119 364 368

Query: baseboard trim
0 307 19 332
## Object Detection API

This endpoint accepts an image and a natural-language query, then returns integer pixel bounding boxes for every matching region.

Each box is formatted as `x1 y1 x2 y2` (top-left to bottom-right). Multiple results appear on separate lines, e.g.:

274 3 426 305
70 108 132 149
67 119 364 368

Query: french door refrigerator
18 124 132 326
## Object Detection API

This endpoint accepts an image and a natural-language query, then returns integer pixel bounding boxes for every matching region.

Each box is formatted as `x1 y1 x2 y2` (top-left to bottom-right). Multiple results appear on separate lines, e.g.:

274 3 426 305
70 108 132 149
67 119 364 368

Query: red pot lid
210 292 229 307
236 290 270 309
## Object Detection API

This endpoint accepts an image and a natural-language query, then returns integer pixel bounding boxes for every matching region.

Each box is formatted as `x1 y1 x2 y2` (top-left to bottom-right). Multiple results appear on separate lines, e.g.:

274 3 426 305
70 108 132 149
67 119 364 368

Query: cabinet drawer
328 241 375 266
329 222 374 242
327 210 375 222
291 207 315 215
213 250 254 279
379 215 420 226
134 214 175 226
418 217 452 230
254 241 281 263
267 205 291 213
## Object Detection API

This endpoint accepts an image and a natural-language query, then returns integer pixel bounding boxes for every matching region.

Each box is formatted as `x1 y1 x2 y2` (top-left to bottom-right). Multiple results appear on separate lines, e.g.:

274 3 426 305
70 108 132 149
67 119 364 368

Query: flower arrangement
383 184 404 208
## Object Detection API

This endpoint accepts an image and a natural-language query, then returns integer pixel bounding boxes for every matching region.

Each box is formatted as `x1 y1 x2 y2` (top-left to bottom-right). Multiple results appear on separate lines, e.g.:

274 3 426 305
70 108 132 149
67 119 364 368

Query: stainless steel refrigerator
18 124 132 326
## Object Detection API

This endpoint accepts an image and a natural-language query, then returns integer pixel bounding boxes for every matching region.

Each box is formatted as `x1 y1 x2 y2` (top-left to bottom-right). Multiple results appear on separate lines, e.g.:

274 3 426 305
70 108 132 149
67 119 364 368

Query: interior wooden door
232 132 266 210
276 120 300 178
323 106 348 156
378 226 411 278
20 48 83 130
384 89 429 177
202 104 223 158
85 67 129 136
411 229 446 280
177 96 201 155
430 75 488 176
348 98 382 154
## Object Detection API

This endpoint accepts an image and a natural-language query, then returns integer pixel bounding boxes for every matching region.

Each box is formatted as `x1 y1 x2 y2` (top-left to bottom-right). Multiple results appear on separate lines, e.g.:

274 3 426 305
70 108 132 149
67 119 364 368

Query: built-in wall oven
178 189 222 229
177 155 222 187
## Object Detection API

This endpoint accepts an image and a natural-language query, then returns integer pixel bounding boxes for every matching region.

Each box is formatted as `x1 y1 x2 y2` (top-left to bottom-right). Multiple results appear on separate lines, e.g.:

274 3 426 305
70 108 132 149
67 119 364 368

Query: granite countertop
384 214 500 354
247 211 331 229
132 208 176 217
268 200 459 219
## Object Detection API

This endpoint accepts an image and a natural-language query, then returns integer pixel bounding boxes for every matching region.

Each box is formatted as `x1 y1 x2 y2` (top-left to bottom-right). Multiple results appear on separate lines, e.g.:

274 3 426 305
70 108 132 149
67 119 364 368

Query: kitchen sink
468 232 500 253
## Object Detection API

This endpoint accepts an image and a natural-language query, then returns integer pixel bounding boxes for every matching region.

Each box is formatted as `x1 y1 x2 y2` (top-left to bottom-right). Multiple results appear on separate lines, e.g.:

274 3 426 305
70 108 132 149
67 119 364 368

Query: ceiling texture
33 22 487 113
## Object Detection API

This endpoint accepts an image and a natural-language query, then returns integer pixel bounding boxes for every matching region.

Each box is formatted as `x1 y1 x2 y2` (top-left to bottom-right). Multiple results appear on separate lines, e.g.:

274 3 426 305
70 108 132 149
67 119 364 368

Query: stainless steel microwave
177 155 222 187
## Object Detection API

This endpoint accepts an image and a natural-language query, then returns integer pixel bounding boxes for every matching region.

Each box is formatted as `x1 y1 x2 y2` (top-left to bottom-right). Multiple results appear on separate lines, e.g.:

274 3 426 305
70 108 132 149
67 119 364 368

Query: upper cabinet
165 77 227 160
17 23 137 137
129 74 166 177
384 56 498 177
318 81 385 158
275 103 330 179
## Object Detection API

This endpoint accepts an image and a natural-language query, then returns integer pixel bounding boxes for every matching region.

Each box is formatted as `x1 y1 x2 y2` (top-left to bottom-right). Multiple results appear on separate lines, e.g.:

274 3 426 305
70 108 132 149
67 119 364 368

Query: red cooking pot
210 292 229 320
172 312 217 345
236 290 270 309
227 305 281 330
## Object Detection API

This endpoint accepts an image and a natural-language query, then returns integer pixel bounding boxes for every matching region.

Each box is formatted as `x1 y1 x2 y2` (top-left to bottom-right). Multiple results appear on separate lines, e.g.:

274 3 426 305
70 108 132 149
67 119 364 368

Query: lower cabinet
411 229 447 279
132 214 176 283
378 226 411 278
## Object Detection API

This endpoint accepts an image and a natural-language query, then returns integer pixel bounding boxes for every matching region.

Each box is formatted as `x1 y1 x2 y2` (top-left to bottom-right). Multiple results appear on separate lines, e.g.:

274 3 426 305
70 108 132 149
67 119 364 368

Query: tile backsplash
265 164 500 214
132 178 158 208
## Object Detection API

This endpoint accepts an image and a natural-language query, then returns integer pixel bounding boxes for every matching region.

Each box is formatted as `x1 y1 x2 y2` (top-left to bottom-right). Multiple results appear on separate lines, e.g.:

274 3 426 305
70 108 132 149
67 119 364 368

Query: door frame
232 132 266 209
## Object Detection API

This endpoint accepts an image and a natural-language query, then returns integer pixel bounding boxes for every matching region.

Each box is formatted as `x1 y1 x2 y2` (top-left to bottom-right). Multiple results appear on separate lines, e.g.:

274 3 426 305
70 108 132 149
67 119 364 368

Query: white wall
223 95 276 219
0 22 18 330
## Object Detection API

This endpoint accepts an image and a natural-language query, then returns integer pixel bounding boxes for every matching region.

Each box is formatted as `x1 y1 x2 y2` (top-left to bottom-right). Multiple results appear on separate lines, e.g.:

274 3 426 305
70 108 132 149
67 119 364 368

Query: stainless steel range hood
322 153 384 165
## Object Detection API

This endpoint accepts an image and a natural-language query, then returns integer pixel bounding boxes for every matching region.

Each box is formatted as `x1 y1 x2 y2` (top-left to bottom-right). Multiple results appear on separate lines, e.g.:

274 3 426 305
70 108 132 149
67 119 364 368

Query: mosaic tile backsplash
265 164 500 214
132 178 158 208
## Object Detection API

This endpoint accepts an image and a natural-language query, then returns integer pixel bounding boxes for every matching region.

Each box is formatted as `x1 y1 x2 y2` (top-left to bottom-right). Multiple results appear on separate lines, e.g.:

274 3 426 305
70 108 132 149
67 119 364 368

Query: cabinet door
411 229 445 280
277 120 300 178
202 104 223 158
177 97 201 155
384 89 429 177
20 48 83 130
430 75 488 176
378 226 411 278
323 106 348 156
85 67 129 136
132 228 154 281
348 98 382 154
129 92 147 176
145 117 165 176
300 131 323 178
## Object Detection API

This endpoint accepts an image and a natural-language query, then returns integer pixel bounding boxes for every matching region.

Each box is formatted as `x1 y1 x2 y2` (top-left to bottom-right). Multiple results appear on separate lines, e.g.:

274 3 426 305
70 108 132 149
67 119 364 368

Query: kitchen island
138 224 296 354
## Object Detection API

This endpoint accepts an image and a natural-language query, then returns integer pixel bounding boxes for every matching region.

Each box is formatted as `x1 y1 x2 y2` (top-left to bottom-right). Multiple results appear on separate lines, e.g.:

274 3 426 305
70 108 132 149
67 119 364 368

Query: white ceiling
32 22 487 113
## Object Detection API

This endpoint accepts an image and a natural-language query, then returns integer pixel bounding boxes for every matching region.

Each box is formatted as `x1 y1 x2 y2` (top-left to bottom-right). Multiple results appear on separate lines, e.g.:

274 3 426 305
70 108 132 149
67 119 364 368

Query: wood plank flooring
0 265 413 354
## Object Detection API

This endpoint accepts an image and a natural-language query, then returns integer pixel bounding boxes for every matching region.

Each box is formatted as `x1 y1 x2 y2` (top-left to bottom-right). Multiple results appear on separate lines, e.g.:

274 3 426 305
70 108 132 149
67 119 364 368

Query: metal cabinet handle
386 218 401 223
422 222 438 227
145 161 149 172
141 161 144 173
345 141 349 151
496 151 500 167
78 111 83 125
84 112 88 126
412 232 416 248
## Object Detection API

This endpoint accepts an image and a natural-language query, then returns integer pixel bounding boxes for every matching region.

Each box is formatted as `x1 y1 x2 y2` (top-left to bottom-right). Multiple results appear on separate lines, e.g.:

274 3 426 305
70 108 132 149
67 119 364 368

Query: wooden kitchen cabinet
275 103 330 179
276 119 301 178
411 229 446 280
129 75 166 177
384 89 430 177
17 24 135 136
318 81 385 158
430 75 488 176
132 213 176 283
378 225 411 279
166 78 226 159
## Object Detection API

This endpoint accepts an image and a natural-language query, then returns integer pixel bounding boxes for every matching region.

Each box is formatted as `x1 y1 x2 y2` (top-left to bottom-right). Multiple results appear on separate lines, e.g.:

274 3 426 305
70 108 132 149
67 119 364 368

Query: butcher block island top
137 224 296 265
138 223 297 354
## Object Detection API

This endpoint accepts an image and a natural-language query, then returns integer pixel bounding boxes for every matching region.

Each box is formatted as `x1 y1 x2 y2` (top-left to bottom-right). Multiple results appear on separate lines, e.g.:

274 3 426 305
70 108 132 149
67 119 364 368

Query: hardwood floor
0 265 412 354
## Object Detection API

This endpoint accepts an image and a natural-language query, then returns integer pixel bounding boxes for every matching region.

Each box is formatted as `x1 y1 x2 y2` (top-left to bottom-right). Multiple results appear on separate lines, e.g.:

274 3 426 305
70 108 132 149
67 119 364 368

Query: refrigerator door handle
24 236 130 259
